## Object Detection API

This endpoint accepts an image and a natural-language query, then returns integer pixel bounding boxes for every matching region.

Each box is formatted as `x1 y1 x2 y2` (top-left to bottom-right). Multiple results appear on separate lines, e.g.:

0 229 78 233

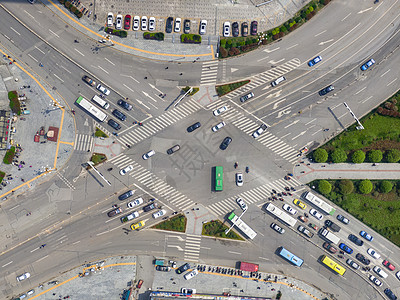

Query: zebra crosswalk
117 98 203 147
207 99 300 163
207 177 302 217
74 134 94 152
200 60 219 86
109 154 195 212
184 234 201 262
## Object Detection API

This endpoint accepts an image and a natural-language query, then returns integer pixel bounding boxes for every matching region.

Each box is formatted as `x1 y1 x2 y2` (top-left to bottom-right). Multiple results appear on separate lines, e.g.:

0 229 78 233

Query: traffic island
152 214 187 232
202 220 244 240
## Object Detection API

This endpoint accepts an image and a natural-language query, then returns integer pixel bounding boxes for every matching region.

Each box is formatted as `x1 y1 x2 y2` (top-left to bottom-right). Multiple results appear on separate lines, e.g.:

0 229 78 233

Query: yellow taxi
293 199 307 210
131 220 145 231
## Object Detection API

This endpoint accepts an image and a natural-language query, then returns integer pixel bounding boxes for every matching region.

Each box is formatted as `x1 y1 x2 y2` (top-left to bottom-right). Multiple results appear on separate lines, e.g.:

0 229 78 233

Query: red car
124 15 131 30
137 279 143 288
323 242 337 254
383 260 395 271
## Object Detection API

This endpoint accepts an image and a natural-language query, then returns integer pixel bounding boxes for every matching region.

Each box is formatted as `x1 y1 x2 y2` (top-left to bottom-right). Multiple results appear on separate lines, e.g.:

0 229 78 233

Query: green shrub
216 80 250 96
358 180 373 194
0 171 5 183
352 150 365 163
3 146 15 164
386 149 400 163
8 91 20 115
380 181 393 193
367 150 383 163
338 179 354 195
318 180 332 194
181 34 201 44
330 148 347 163
313 148 328 163
220 39 226 48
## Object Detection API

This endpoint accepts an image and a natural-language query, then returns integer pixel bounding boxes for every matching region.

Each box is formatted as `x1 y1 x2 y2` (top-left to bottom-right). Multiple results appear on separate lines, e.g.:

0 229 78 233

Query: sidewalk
184 204 215 235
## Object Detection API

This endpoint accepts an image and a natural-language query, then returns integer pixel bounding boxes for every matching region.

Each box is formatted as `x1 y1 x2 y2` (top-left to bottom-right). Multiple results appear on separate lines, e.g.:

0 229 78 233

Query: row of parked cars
223 21 258 37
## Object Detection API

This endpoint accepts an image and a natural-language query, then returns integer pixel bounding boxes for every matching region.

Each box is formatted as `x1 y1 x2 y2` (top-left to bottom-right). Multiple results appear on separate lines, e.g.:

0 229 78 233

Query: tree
358 180 373 194
367 150 383 163
338 179 354 195
313 148 328 163
380 181 393 193
352 150 365 164
330 148 347 163
386 149 400 163
318 180 332 195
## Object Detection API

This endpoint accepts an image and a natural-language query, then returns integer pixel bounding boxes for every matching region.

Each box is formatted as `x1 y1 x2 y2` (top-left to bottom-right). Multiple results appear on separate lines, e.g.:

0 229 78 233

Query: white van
373 266 388 279
92 95 110 109
271 76 286 87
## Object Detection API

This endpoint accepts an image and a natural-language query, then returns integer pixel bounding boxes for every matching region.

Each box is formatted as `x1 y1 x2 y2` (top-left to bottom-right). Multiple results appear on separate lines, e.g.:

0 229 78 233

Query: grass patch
90 153 107 165
152 214 186 232
95 128 108 138
3 146 15 164
202 220 244 240
0 171 5 183
216 80 250 97
8 91 21 115
182 86 199 96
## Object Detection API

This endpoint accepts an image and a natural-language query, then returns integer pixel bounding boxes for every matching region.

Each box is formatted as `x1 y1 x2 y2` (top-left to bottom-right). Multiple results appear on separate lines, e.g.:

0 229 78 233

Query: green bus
214 166 223 191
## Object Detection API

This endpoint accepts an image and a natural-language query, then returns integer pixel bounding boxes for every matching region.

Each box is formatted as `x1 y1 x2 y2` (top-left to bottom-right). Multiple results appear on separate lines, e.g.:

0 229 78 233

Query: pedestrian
165 67 168 69
21 179 24 182
144 77 147 79
179 73 183 75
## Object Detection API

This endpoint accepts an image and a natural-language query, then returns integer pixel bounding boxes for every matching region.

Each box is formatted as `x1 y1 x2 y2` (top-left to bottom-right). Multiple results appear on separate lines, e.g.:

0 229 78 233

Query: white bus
302 191 336 215
228 212 257 240
92 95 110 109
75 96 107 122
265 202 297 227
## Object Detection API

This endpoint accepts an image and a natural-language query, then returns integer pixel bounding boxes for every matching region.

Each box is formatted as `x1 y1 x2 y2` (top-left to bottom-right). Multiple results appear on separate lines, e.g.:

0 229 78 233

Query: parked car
16 272 30 282
242 22 248 36
127 197 144 208
141 16 148 31
82 75 95 86
167 144 180 155
156 266 171 272
223 22 230 37
252 124 268 138
131 220 145 231
107 12 113 27
220 137 232 150
143 202 157 212
124 15 131 30
298 225 314 238
137 279 143 289
396 271 400 280
153 209 166 219
236 197 247 211
384 288 397 300
142 150 155 160
236 173 243 187
133 16 140 30
369 275 383 287
240 92 254 103
251 21 257 35
367 248 381 259
184 269 198 280
309 223 318 231
360 230 373 241
337 214 350 224
107 207 123 217
308 56 322 67
361 59 375 71
346 259 360 270
148 17 156 31
187 122 201 132
118 190 135 201
348 234 364 246
212 121 226 132
383 260 395 271
339 243 353 254
112 109 126 121
293 199 306 210
120 211 139 223
115 14 123 29
181 288 196 294
120 165 133 176
319 85 334 96
183 19 190 34
271 222 285 234
283 204 297 215
232 22 239 37
174 18 181 32
166 17 174 33
374 266 388 278
108 119 121 130
117 99 133 111
298 215 308 223
96 84 110 95
176 263 190 274
309 208 323 220
199 20 207 35
324 220 341 232
213 105 228 116
323 242 337 254
356 253 371 265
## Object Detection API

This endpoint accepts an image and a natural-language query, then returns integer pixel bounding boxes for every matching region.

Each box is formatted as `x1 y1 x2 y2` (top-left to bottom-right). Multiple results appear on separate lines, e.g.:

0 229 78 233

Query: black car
385 289 398 300
356 253 371 265
166 17 173 33
118 190 134 201
324 220 341 232
319 85 334 96
112 109 126 121
348 234 363 246
143 203 156 212
250 21 258 35
241 22 248 37
187 122 201 133
220 137 232 150
117 99 132 111
184 19 190 34
232 22 239 37
176 263 190 274
108 119 121 130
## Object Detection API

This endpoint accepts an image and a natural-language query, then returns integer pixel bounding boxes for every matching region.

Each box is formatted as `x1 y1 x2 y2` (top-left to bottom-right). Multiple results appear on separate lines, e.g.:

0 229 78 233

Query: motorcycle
245 166 249 173
338 255 344 259
107 168 113 171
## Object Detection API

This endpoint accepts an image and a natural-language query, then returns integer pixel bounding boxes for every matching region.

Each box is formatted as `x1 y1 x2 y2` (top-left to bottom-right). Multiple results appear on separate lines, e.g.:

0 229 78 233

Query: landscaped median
202 220 244 240
143 32 165 41
152 214 186 232
57 0 83 19
105 27 128 38
180 34 201 44
216 80 250 97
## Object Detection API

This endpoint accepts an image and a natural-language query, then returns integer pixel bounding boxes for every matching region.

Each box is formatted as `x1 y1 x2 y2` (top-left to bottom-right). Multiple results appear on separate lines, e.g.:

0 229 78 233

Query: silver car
212 121 226 132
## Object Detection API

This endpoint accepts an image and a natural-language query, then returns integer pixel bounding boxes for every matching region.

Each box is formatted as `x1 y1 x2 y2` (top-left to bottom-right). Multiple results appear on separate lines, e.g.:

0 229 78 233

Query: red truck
239 261 259 272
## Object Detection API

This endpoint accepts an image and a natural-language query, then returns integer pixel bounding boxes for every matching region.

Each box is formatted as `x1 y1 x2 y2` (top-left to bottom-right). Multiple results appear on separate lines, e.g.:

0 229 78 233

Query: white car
153 209 166 219
396 271 400 281
309 208 323 220
223 21 230 37
252 124 268 138
141 16 148 31
96 84 110 96
174 18 181 32
120 165 133 176
181 288 196 294
236 197 247 211
142 150 155 160
27 290 35 296
367 248 381 259
283 204 297 215
115 14 123 29
369 275 383 287
107 12 113 27
16 272 30 282
271 222 285 234
149 17 156 31
236 172 243 187
184 269 199 280
127 197 144 208
213 105 228 116
199 20 207 35
120 211 139 223
133 16 140 30
212 121 226 132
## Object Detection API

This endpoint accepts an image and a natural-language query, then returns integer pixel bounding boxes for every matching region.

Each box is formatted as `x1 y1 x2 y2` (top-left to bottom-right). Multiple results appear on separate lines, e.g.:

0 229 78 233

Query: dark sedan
348 234 364 246
251 21 257 35
319 85 334 96
356 253 371 265
117 99 133 111
220 137 232 150
108 119 121 130
112 109 126 121
232 22 239 37
176 263 190 274
187 122 201 133
166 17 173 33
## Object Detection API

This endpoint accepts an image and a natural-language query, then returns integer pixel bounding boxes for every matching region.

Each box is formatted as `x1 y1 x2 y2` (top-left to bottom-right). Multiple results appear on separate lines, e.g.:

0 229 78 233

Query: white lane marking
263 47 280 53
36 255 49 263
74 49 85 57
314 30 326 37
98 65 109 74
30 247 40 253
269 58 285 64
284 120 299 128
2 261 13 268
104 58 115 66
341 13 351 22
355 87 366 95
318 39 334 45
49 29 59 38
286 44 298 50
10 27 21 36
53 74 64 83
60 65 71 74
257 56 269 62
358 7 373 14
228 251 241 255
361 96 373 104
259 257 270 261
387 78 397 87
28 54 38 62
380 69 390 77
35 46 45 54
72 241 81 245
9 204 20 211
305 118 316 125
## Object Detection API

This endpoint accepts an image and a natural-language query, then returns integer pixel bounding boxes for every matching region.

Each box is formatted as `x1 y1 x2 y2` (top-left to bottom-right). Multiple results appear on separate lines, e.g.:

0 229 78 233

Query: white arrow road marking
318 39 334 45
167 245 184 251
292 130 307 140
263 47 280 53
269 58 285 64
358 7 373 14
142 91 157 103
167 235 185 241
284 119 299 128
231 68 238 73
136 99 150 110
277 108 291 118
272 98 286 109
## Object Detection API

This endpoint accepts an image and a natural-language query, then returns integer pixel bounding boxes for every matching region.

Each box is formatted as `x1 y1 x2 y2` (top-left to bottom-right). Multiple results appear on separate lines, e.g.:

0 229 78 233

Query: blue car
360 59 375 71
339 243 353 254
360 230 373 241
308 56 322 67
